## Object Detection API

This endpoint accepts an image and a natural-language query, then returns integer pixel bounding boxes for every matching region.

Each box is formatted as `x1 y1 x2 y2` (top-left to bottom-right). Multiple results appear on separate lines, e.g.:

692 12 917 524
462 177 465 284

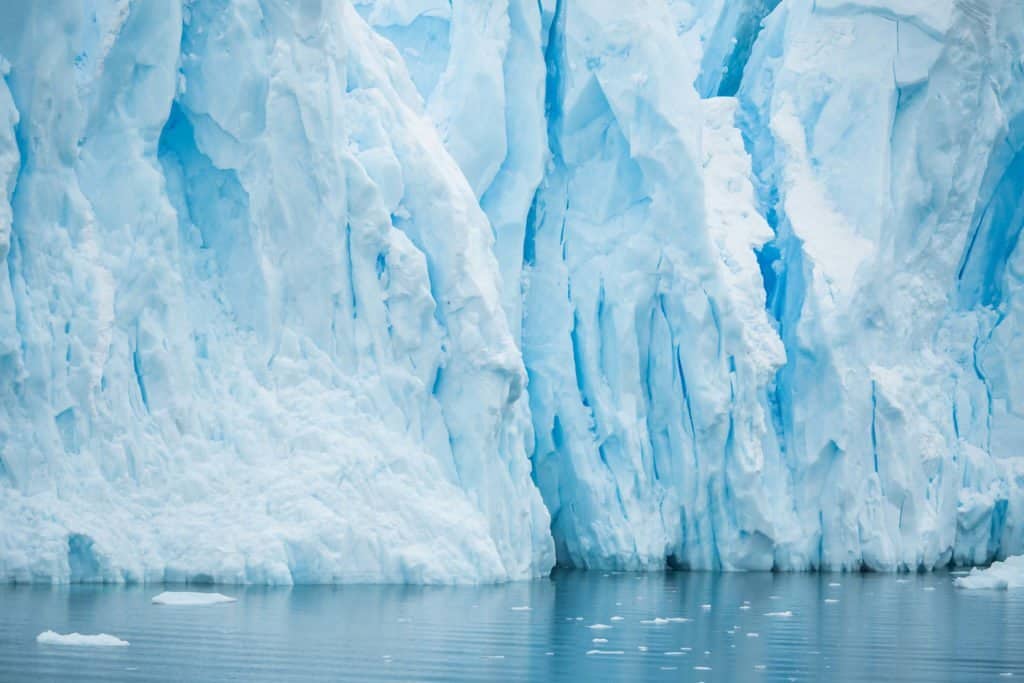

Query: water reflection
1 570 1022 681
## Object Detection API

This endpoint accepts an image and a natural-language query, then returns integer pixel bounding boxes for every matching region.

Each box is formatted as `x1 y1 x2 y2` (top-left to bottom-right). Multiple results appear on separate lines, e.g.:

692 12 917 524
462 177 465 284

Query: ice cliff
0 0 1022 583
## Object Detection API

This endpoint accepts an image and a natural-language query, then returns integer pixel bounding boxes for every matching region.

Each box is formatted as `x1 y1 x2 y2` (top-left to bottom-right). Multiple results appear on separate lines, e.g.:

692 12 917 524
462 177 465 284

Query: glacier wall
0 0 552 584
1 0 1023 582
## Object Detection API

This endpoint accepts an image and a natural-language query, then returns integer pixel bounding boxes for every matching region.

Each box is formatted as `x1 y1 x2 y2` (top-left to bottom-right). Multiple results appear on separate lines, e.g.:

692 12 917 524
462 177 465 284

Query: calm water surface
1 571 1022 682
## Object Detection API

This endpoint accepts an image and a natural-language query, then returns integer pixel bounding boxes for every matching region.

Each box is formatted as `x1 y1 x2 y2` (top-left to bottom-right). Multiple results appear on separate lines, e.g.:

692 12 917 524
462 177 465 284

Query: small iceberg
955 557 1024 590
151 591 237 606
587 623 612 630
37 631 129 647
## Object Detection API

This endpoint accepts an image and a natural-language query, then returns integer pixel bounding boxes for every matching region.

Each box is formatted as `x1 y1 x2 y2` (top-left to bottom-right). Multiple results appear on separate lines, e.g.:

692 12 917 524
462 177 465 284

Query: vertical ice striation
737 0 1024 568
0 0 552 584
3 0 1024 582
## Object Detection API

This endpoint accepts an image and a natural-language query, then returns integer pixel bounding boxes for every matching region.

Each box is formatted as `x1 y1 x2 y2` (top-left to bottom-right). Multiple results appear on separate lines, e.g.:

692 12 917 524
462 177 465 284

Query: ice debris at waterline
151 592 237 606
36 631 129 647
1 0 1024 584
955 556 1024 590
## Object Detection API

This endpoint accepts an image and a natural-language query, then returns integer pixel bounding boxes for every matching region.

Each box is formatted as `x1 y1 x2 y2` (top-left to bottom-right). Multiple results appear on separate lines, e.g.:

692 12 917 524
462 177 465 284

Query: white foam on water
588 623 612 630
765 611 793 617
824 598 839 604
638 646 649 652
510 606 531 611
701 604 712 611
610 616 624 621
586 650 624 656
694 665 712 671
592 638 608 644
828 582 841 587
747 633 760 638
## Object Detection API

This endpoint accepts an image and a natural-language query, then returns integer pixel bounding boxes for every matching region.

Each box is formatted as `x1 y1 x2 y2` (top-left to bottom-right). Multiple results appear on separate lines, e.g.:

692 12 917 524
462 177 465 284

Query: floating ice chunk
739 605 751 610
955 557 1024 590
755 664 767 671
701 604 712 612
588 623 613 630
638 646 648 652
764 611 792 617
661 667 678 671
824 598 839 604
747 632 759 637
37 631 129 647
481 655 505 660
923 587 936 591
828 582 841 587
694 665 712 671
151 592 236 606
592 638 608 644
509 606 531 611
545 652 554 656
586 649 624 656
610 616 624 621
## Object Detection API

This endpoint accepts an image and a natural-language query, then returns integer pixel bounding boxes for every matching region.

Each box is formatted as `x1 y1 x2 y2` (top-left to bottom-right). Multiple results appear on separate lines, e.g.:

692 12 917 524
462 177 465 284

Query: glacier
0 0 1022 583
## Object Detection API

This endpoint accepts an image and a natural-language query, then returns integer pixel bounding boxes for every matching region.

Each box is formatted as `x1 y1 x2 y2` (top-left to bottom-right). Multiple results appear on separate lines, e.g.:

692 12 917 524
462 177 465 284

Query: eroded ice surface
1 0 1023 583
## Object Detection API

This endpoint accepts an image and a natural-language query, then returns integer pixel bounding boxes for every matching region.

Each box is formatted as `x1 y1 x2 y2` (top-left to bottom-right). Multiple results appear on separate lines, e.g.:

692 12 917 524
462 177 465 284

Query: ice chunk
37 631 129 647
151 592 237 606
955 557 1024 590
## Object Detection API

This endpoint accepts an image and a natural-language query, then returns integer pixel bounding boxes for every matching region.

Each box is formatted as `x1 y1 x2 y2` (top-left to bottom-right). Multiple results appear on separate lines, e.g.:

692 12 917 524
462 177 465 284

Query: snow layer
1 0 1024 582
151 591 236 605
955 556 1024 590
36 631 129 647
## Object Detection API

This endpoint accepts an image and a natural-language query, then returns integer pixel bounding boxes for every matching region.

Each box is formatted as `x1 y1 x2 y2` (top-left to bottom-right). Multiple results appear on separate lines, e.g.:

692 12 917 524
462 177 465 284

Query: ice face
1 0 1023 583
0 1 552 584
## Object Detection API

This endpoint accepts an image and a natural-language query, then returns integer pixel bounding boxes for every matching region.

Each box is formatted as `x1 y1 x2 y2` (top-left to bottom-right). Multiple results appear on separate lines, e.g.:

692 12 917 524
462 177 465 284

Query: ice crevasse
0 0 1022 583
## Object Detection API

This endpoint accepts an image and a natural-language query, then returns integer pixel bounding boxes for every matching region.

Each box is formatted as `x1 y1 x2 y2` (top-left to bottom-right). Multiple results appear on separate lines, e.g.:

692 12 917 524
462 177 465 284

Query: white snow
151 591 237 606
36 631 129 647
